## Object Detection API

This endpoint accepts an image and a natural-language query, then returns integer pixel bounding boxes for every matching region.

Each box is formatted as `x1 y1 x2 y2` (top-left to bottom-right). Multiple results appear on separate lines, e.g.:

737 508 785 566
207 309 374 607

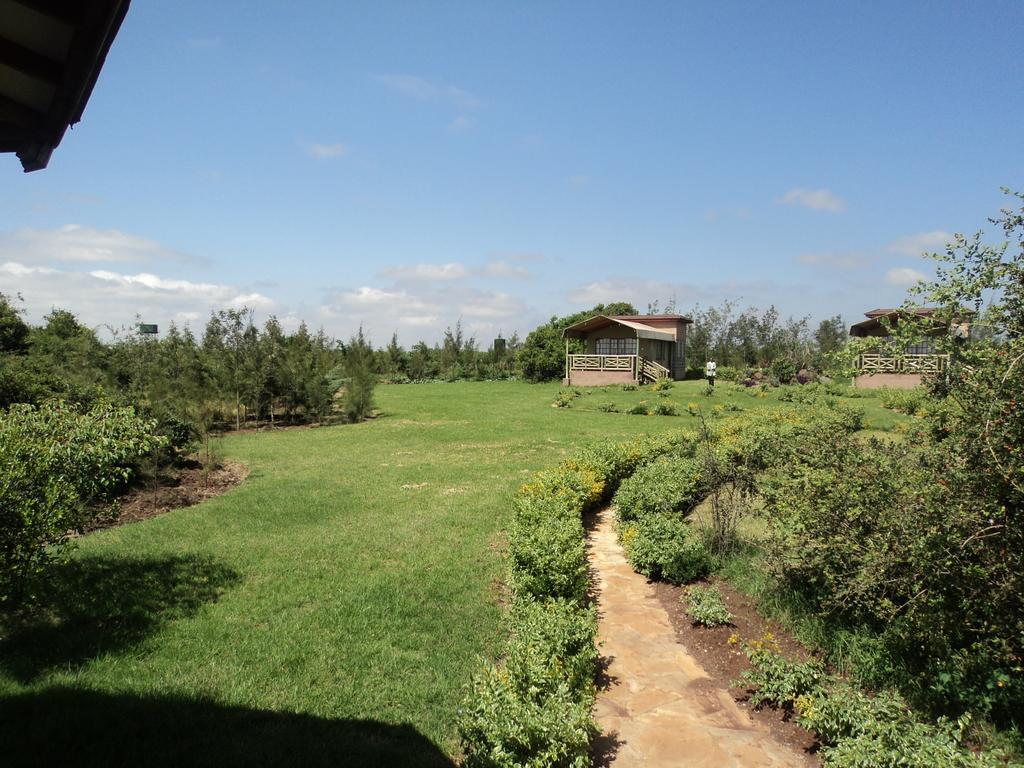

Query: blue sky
2 1 1022 344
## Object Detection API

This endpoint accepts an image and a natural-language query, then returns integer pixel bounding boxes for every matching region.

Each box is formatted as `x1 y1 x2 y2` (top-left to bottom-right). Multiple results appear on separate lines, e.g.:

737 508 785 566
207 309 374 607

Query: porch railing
567 354 671 383
858 353 949 374
568 354 636 374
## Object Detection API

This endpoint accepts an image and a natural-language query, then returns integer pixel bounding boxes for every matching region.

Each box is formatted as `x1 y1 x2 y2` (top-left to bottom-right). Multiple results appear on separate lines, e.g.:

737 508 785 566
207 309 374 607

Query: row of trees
0 303 367 458
685 303 846 373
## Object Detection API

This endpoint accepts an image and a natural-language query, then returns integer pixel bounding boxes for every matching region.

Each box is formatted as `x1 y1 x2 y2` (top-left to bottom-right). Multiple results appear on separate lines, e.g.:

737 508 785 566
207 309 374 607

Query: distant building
849 307 966 389
562 314 692 386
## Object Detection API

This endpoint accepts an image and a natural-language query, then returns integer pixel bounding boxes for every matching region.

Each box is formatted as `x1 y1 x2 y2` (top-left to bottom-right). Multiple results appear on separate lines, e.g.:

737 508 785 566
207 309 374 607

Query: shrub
715 365 738 381
552 392 574 408
614 456 704 522
521 464 603 513
686 584 732 626
571 433 691 498
458 664 596 768
796 682 911 747
651 378 674 391
652 401 678 416
795 683 1010 768
770 358 797 384
505 598 599 698
626 402 649 415
0 401 164 605
739 638 826 709
596 402 618 413
620 513 712 584
508 504 588 603
757 424 1022 724
876 386 928 415
621 383 637 391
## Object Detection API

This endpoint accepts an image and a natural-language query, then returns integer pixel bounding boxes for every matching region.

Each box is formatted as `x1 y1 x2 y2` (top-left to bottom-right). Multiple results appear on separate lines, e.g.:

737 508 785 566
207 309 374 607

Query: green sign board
137 323 158 335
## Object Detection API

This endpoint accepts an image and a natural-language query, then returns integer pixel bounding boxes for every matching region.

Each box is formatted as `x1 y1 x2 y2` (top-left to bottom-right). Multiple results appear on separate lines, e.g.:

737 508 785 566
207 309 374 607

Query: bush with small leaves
0 400 164 605
686 584 733 627
620 513 712 584
458 664 597 768
614 455 704 523
738 636 826 709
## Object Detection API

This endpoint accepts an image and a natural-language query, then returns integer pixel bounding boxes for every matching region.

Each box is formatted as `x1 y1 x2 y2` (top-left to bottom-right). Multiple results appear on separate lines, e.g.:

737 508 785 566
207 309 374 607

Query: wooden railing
858 353 949 374
568 354 635 373
639 357 671 383
567 354 672 383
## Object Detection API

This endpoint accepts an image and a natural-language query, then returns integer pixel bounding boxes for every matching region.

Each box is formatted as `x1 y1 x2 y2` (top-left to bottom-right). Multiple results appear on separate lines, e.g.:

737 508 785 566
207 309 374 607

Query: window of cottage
903 338 935 355
596 338 636 355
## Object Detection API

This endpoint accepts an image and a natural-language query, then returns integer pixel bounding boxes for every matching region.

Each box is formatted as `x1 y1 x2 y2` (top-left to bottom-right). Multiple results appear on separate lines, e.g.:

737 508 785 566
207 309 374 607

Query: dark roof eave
3 0 131 172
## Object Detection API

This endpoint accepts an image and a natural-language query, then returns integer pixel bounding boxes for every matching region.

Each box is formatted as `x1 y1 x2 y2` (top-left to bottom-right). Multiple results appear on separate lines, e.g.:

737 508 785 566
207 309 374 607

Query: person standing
705 359 717 387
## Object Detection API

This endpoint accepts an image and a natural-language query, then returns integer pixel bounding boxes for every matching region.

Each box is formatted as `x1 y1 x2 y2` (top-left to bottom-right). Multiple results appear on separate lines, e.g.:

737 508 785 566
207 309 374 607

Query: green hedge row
459 433 691 767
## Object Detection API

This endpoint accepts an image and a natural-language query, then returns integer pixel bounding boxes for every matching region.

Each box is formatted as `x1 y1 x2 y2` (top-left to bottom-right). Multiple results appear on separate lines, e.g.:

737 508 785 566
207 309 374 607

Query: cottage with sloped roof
562 314 692 386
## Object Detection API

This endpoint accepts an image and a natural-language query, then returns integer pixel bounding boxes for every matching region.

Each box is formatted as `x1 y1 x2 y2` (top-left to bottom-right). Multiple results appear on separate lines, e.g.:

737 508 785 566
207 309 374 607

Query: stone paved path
590 508 807 767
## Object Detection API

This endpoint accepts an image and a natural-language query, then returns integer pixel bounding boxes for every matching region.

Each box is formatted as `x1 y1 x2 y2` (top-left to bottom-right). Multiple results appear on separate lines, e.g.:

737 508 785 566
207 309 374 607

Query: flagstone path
590 508 809 767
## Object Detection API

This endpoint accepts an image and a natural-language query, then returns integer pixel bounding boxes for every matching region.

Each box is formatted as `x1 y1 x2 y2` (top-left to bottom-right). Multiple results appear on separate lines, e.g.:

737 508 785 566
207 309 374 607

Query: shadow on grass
0 687 455 768
0 554 241 683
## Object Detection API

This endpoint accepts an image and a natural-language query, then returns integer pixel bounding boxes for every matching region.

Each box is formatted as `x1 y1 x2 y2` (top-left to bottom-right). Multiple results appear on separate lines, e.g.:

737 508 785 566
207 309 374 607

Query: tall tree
517 302 638 382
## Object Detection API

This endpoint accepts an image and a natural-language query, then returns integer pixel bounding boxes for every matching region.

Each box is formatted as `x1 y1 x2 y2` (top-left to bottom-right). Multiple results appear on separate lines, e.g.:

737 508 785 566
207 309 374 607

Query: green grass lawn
0 380 901 767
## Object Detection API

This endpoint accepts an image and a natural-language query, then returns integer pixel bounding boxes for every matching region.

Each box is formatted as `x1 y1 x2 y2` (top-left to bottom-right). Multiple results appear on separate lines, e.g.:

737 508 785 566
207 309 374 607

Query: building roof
607 314 693 323
563 314 689 342
0 0 131 172
849 307 968 337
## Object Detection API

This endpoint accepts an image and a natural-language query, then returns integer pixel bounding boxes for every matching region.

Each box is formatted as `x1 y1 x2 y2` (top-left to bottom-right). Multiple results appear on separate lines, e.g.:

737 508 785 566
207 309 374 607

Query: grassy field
0 380 897 766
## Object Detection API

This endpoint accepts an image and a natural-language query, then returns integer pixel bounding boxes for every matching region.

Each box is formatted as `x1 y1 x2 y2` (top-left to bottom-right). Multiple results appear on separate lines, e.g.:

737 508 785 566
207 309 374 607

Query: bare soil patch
82 460 249 534
652 577 821 764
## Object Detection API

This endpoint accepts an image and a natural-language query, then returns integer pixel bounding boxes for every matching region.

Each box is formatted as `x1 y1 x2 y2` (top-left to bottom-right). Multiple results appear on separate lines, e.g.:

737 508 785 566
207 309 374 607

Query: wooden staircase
638 357 671 384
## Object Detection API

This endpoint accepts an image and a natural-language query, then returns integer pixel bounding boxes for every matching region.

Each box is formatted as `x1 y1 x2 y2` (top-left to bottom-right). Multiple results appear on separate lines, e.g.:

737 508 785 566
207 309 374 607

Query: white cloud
482 259 531 279
0 261 57 276
319 281 536 345
89 270 226 296
376 74 481 110
0 261 275 332
886 230 953 257
337 286 420 306
796 251 872 269
566 277 801 313
302 141 348 159
460 292 523 319
885 267 928 286
0 224 197 264
778 187 846 213
567 279 684 307
228 292 277 310
380 262 470 282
